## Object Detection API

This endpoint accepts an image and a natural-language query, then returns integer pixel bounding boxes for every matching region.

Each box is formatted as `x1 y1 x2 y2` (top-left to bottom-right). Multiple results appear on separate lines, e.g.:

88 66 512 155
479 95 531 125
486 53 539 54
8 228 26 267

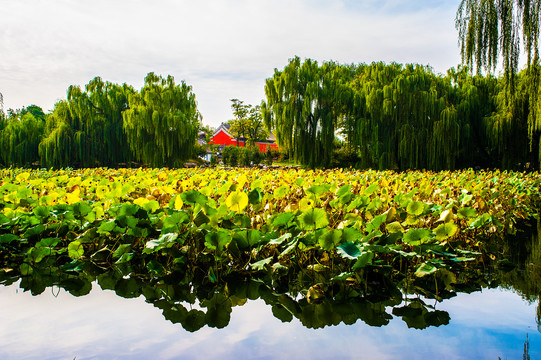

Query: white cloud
1 0 461 126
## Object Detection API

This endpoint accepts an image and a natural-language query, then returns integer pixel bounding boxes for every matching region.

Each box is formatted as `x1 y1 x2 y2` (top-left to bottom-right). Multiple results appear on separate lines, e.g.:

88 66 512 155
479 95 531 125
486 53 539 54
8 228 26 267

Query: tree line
262 58 539 170
0 73 201 168
1 61 539 171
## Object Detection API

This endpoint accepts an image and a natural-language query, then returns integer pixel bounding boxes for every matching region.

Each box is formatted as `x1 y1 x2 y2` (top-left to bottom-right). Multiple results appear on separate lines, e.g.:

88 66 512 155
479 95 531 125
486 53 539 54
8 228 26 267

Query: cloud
1 0 462 125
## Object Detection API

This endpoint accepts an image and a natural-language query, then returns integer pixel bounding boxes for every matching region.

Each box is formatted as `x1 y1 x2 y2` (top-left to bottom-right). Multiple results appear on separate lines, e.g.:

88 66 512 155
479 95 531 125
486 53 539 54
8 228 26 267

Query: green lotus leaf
403 228 433 246
333 184 351 197
318 229 342 251
143 233 180 254
0 233 19 244
72 201 92 217
20 263 33 276
183 309 206 332
458 207 478 218
306 184 330 197
248 188 263 205
97 219 116 234
68 241 84 259
414 262 437 277
33 206 50 219
363 182 379 195
23 224 45 240
180 190 208 206
406 201 425 216
205 230 231 252
385 221 404 233
337 242 363 259
299 208 329 230
250 256 273 271
342 227 363 243
272 212 295 229
434 222 458 241
352 251 374 270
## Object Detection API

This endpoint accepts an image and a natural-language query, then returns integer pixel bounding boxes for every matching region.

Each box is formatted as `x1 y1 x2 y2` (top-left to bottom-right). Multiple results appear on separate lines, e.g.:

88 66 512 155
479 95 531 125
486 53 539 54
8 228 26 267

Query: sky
1 0 463 128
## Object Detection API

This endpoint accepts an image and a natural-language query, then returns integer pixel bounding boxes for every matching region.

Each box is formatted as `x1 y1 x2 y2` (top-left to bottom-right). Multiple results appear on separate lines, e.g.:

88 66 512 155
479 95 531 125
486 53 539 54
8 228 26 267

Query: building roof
212 123 232 138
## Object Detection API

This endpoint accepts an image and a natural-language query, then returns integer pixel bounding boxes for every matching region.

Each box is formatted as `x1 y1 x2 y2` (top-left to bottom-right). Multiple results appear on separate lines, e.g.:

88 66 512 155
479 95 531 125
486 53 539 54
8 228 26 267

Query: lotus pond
1 167 540 359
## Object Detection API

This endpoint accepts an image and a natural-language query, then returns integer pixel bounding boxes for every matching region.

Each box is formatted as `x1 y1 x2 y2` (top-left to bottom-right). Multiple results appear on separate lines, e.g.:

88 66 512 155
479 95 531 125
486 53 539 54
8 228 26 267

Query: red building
208 123 278 152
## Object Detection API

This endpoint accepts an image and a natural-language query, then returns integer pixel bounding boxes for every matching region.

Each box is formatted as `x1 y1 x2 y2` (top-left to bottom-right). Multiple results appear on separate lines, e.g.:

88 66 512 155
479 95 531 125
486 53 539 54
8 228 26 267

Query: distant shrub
222 145 262 166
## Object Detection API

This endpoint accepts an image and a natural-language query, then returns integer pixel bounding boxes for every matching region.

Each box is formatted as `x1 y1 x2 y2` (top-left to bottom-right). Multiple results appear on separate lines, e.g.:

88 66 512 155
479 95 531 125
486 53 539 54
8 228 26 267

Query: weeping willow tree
456 0 541 166
123 73 201 168
263 59 516 170
0 111 45 166
39 78 134 168
482 69 535 168
347 63 492 171
262 57 354 168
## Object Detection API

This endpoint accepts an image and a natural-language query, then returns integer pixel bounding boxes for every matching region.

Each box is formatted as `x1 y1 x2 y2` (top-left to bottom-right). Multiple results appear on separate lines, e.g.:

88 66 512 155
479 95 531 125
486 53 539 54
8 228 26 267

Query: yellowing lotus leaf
134 197 150 207
174 195 184 210
299 197 315 211
15 172 30 183
226 191 249 212
65 192 80 205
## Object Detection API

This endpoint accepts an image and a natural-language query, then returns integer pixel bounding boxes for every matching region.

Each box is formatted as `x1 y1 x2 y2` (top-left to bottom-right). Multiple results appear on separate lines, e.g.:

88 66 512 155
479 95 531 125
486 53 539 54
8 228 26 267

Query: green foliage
456 1 541 167
264 59 539 170
222 145 262 166
263 57 350 168
0 111 45 166
0 166 540 332
39 78 134 168
228 100 269 148
123 73 200 167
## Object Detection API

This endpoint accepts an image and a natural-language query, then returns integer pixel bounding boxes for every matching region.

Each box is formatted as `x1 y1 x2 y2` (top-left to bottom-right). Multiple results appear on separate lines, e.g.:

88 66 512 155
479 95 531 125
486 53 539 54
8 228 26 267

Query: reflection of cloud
0 282 538 359
1 0 461 126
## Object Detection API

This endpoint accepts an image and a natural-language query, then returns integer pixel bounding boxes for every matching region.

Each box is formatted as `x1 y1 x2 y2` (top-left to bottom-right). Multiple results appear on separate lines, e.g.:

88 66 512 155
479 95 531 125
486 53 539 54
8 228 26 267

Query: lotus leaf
403 228 433 246
225 191 249 212
318 229 342 251
406 201 425 216
337 242 363 259
299 208 329 230
434 222 458 240
68 241 84 259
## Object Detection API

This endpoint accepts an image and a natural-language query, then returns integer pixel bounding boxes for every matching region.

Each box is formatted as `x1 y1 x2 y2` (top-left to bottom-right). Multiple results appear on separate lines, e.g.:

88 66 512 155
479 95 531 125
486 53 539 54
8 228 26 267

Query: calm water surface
0 281 538 360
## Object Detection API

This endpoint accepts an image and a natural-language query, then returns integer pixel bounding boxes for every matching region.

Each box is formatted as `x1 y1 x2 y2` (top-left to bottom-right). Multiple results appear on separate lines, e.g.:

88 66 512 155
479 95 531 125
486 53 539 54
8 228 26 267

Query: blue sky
1 0 463 127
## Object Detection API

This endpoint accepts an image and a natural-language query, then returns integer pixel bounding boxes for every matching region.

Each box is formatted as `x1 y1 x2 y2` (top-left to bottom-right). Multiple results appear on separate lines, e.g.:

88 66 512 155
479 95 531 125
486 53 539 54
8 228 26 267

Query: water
0 280 538 360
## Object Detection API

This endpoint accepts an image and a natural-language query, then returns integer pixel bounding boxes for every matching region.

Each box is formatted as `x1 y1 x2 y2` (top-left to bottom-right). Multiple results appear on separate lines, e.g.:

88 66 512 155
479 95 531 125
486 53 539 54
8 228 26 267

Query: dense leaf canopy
0 74 201 169
263 58 539 170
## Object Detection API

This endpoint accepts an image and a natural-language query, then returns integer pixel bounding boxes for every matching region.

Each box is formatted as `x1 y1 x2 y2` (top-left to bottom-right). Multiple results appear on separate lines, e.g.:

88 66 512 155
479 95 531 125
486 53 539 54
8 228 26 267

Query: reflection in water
1 219 541 358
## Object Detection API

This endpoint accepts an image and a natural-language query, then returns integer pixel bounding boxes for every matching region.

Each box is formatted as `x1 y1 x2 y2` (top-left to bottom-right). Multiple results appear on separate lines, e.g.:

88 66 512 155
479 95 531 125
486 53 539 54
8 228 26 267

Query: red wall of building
209 130 235 146
209 130 278 152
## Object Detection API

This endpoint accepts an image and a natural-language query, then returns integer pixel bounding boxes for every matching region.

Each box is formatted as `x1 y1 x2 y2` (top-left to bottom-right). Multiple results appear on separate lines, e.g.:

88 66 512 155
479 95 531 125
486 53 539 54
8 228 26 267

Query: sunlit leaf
318 229 342 251
434 222 458 241
458 207 478 218
68 241 84 259
403 228 433 246
250 256 273 271
225 191 249 212
299 208 329 230
406 201 425 216
414 262 437 277
337 242 363 259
